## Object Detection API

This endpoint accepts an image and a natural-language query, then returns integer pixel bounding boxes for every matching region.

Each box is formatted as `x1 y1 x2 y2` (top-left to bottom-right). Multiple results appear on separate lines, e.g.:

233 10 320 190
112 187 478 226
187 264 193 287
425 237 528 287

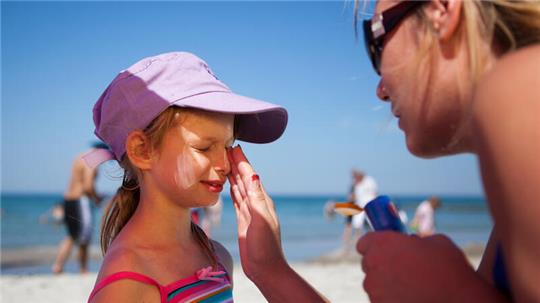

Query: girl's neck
128 186 194 247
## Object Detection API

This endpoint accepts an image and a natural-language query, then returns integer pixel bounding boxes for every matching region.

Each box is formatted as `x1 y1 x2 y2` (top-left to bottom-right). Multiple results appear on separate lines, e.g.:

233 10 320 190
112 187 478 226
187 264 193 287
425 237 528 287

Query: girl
225 0 540 302
85 51 288 303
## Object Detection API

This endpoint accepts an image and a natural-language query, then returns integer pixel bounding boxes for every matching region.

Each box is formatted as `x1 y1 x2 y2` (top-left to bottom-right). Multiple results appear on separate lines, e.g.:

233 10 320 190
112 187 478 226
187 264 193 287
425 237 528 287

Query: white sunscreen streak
173 127 208 189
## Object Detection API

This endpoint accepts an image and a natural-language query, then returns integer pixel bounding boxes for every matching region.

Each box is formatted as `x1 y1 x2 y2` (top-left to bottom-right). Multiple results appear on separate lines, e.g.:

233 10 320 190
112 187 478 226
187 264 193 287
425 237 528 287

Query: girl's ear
125 130 153 170
424 0 462 42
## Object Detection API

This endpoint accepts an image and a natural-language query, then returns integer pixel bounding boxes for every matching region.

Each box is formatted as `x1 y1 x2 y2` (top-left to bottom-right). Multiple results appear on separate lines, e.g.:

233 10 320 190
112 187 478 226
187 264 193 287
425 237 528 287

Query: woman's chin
406 135 446 159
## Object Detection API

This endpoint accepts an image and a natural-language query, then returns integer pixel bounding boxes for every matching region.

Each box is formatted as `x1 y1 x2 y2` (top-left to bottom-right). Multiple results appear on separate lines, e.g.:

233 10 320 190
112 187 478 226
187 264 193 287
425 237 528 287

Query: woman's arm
476 227 497 283
472 45 540 302
227 146 329 303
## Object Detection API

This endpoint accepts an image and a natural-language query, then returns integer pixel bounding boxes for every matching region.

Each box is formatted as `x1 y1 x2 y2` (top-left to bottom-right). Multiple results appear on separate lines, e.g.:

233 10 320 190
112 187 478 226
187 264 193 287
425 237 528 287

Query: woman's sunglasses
363 1 426 75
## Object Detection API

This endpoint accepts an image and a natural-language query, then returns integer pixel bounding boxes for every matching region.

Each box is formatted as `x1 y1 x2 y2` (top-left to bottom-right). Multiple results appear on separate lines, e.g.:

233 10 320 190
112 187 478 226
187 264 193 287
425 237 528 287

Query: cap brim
172 91 288 143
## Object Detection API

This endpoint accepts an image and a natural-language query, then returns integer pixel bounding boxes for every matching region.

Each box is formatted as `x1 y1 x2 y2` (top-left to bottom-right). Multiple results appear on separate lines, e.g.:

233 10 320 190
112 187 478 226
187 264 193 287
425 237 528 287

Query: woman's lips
391 105 403 129
201 180 224 193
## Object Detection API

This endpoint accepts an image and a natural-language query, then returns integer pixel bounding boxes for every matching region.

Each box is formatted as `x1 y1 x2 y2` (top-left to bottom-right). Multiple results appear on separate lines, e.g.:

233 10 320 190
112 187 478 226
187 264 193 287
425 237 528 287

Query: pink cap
84 52 287 168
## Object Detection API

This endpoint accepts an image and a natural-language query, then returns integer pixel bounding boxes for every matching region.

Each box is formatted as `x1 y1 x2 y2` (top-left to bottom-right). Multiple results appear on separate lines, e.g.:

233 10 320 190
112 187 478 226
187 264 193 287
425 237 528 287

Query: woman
227 0 540 302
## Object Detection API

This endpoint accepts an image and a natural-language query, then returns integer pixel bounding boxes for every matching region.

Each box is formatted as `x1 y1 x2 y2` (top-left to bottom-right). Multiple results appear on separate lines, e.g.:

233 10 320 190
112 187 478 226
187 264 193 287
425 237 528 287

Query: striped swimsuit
88 265 233 303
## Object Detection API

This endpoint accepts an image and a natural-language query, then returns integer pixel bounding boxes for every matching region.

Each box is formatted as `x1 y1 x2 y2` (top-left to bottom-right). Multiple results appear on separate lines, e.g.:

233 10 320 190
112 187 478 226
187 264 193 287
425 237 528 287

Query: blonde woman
227 0 540 302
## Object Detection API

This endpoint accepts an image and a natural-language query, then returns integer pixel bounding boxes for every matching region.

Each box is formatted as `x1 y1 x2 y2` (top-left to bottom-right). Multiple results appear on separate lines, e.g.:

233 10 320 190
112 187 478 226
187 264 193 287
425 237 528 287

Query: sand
0 263 368 302
0 249 482 303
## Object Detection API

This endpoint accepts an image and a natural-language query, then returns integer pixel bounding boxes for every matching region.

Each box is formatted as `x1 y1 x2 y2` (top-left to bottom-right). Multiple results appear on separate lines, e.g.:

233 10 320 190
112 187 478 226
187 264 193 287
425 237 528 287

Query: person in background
191 207 202 225
51 142 106 274
202 195 224 237
350 170 378 237
324 169 376 251
39 202 65 226
410 196 441 237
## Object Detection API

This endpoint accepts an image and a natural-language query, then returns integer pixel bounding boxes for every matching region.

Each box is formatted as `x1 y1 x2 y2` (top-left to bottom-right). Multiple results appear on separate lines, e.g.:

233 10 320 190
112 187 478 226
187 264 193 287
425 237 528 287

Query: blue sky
1 1 482 196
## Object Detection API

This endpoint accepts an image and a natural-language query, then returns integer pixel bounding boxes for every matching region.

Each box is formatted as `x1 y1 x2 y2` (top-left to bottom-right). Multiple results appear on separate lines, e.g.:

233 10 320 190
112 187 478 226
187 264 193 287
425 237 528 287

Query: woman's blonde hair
460 0 540 81
355 0 540 82
100 107 220 269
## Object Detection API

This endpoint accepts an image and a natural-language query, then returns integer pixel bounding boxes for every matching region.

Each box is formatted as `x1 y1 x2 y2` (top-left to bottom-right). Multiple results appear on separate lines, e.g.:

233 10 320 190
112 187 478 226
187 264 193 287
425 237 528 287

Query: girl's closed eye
193 140 234 153
193 145 212 152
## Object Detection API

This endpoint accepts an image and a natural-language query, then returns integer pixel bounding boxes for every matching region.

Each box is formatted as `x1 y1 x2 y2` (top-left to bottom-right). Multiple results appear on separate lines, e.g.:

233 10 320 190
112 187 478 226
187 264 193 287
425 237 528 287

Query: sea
1 193 493 274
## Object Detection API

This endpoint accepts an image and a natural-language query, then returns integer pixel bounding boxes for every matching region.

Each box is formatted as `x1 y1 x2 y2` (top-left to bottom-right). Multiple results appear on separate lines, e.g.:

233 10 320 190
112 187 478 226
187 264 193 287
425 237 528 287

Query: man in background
51 142 106 274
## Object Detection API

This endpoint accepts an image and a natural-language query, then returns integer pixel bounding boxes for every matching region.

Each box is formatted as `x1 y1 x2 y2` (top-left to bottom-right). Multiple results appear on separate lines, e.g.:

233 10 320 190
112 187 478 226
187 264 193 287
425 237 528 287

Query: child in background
410 196 441 237
85 52 287 303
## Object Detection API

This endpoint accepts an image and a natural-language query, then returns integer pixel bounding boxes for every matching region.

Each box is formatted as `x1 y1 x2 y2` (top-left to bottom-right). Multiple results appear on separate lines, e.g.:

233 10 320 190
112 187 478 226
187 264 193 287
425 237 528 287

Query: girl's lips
201 181 224 193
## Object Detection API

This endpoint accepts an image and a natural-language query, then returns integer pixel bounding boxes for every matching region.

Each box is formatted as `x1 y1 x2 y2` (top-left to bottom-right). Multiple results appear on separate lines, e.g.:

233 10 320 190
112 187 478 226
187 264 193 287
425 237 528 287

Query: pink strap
196 266 226 283
87 271 167 303
82 148 115 169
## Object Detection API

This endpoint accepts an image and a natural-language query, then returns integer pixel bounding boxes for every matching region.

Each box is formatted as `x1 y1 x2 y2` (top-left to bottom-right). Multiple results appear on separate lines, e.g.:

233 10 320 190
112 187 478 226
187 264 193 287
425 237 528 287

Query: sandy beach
1 248 482 302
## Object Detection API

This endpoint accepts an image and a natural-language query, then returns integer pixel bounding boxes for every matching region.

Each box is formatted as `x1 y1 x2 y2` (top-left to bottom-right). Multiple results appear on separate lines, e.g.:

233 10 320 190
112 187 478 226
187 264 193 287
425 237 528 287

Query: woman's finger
231 146 278 223
245 174 274 218
231 184 251 232
230 182 243 209
231 146 255 179
236 174 247 200
227 148 240 177
228 147 248 200
257 181 278 223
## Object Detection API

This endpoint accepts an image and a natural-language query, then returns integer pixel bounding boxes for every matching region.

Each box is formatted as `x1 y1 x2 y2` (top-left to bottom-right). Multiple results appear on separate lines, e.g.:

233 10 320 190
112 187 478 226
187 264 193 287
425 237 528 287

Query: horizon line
1 191 485 199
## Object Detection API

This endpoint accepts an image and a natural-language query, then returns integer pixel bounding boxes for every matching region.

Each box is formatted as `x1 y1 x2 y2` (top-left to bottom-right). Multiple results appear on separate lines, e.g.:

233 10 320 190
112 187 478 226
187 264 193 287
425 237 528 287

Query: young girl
84 51 288 303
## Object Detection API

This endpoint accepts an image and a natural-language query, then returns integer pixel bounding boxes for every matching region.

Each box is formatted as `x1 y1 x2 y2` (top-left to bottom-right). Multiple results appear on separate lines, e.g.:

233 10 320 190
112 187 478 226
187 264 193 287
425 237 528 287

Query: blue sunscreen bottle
364 195 407 233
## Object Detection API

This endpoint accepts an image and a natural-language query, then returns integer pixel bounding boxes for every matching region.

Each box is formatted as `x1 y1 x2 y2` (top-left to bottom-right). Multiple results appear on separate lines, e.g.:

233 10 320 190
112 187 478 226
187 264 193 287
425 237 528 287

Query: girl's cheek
173 147 210 190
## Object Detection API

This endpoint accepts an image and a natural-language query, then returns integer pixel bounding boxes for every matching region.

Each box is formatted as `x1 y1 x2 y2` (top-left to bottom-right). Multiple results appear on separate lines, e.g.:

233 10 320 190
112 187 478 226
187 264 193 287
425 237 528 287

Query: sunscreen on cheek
174 147 212 189
175 150 197 189
173 126 212 190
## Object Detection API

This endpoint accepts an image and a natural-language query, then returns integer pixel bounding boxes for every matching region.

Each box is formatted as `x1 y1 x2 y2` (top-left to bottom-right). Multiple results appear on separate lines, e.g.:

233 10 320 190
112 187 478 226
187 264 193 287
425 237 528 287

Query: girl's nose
215 149 231 176
376 79 390 102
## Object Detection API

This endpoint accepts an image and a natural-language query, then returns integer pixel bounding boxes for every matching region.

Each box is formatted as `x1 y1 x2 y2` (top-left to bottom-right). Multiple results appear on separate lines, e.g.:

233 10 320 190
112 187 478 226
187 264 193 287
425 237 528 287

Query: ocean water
1 193 492 274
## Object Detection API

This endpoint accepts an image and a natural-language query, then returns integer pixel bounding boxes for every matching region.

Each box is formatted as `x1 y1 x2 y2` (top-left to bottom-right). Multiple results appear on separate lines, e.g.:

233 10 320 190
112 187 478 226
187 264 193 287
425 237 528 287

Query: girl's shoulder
99 244 148 275
90 246 160 303
212 240 234 277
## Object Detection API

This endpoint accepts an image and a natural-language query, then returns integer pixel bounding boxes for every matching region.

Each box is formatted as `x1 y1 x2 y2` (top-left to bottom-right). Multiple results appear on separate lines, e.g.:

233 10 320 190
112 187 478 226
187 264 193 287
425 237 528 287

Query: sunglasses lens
363 20 380 75
373 46 381 75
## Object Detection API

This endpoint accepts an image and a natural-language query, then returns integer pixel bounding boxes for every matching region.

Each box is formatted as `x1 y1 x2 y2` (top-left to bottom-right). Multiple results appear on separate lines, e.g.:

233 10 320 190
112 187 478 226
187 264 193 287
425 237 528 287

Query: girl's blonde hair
100 107 219 269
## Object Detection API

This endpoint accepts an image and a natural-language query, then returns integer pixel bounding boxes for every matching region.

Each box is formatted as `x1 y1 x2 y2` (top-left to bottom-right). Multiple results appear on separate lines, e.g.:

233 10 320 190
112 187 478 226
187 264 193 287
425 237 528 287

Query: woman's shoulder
473 45 540 130
498 44 540 67
212 240 234 277
475 45 540 104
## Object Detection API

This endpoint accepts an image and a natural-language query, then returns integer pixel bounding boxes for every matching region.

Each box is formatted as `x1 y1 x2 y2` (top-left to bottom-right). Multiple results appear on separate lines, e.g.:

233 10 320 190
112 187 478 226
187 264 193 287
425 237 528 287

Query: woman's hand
357 232 508 303
227 146 327 303
226 146 286 281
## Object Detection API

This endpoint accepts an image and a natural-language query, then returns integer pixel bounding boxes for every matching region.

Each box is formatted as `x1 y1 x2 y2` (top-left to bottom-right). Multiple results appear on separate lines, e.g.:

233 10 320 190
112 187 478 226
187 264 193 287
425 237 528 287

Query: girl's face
151 110 234 207
374 0 471 157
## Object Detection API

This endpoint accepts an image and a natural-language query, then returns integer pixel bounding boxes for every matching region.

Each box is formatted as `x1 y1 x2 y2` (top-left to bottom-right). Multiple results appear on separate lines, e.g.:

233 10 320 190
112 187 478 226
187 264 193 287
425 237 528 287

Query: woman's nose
376 79 390 102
